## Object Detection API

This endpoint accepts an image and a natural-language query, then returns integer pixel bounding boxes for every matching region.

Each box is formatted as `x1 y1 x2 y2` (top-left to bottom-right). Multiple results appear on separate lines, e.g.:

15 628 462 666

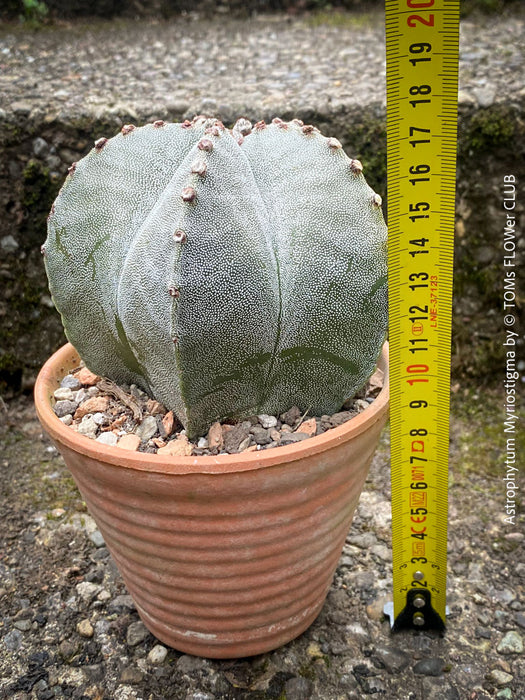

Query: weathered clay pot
35 342 389 658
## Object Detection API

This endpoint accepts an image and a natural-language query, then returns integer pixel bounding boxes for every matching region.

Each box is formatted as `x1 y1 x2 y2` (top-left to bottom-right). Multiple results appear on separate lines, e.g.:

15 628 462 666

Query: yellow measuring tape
385 0 459 631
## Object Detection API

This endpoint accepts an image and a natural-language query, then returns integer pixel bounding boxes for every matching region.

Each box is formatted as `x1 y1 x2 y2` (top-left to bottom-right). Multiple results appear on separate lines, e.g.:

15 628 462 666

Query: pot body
35 343 389 658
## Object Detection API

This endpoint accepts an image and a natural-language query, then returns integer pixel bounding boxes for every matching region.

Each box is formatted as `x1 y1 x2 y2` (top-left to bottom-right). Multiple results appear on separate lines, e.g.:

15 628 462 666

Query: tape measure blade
386 0 459 632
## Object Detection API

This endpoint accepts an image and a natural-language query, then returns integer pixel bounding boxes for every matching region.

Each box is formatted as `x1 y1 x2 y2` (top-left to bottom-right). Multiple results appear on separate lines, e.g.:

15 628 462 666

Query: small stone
298 417 317 437
496 689 513 699
162 410 175 436
148 644 168 664
281 406 301 427
95 432 118 447
54 400 77 418
89 530 105 548
176 654 209 674
75 367 101 386
497 630 523 654
514 612 525 629
92 412 110 426
77 415 98 439
127 620 149 646
97 589 111 602
348 532 377 548
238 436 252 451
32 136 49 157
145 399 165 415
330 411 353 427
368 367 384 396
3 629 23 650
10 100 32 114
258 414 278 429
413 658 445 676
74 396 110 420
61 374 81 391
504 532 524 542
207 422 224 451
473 87 496 107
77 619 94 638
120 666 144 684
60 415 73 426
135 415 159 442
76 581 101 603
490 669 513 687
1 235 19 253
370 544 390 561
250 426 272 445
223 423 251 453
53 387 75 401
13 618 32 631
59 639 78 660
157 435 193 457
74 388 89 404
306 642 323 659
108 595 136 613
197 437 208 449
279 432 309 445
475 626 492 639
269 428 281 442
366 594 392 622
117 434 141 451
373 645 410 673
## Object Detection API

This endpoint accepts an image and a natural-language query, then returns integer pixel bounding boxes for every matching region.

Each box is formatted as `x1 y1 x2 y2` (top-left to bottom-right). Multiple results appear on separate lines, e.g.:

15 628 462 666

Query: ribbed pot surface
35 343 389 658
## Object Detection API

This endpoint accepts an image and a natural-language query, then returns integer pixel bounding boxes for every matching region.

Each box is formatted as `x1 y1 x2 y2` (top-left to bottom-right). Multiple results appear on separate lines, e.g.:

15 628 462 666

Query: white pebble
74 388 89 404
147 644 168 664
89 530 106 547
92 412 110 426
54 387 74 401
60 415 73 426
77 415 97 439
96 432 118 446
197 437 209 449
76 581 101 603
258 414 278 429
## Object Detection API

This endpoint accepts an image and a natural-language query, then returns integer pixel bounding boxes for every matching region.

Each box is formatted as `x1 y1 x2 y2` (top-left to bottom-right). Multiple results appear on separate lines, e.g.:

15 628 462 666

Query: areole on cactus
43 116 388 439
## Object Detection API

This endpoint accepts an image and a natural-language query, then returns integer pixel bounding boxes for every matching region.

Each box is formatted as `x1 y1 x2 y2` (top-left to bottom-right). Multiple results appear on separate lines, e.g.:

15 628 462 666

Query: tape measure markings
386 0 459 631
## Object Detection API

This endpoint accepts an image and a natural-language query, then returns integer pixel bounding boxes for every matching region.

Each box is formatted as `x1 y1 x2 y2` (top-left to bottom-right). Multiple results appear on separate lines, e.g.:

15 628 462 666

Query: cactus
43 116 388 439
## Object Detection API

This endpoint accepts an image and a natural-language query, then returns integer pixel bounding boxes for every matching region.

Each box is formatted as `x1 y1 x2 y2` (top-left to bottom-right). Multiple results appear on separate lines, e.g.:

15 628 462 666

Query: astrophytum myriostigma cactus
43 116 387 439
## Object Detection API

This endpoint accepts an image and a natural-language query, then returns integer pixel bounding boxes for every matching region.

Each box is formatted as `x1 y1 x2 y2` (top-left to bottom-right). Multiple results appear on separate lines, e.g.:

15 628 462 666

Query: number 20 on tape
385 0 459 631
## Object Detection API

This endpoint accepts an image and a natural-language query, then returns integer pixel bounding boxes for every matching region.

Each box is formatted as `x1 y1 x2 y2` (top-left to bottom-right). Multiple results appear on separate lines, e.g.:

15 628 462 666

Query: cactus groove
44 116 388 439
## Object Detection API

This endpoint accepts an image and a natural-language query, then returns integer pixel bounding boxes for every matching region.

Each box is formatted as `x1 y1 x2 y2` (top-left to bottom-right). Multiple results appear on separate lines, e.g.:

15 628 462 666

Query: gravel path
1 9 524 123
1 392 524 699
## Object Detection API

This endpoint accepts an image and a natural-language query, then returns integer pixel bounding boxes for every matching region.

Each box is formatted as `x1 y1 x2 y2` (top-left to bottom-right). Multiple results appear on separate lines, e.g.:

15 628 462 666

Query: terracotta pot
34 342 389 659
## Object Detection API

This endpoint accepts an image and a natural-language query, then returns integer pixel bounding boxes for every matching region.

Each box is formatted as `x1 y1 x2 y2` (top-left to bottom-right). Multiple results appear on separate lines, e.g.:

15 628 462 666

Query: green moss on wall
21 159 61 249
461 105 516 154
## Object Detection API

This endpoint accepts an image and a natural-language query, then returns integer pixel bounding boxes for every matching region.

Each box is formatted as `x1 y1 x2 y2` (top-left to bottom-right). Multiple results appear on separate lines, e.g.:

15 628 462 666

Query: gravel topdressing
52 364 385 457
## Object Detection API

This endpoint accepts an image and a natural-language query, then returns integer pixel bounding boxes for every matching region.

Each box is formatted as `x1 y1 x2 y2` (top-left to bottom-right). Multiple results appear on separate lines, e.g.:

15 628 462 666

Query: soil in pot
50 362 385 457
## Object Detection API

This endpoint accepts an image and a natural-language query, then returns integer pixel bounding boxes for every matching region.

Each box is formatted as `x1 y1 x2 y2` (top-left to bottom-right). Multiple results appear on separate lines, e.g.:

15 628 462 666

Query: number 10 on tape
385 0 459 631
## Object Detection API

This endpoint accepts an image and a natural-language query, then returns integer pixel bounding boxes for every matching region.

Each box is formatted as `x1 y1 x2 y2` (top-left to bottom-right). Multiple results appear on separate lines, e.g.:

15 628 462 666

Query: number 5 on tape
384 0 459 631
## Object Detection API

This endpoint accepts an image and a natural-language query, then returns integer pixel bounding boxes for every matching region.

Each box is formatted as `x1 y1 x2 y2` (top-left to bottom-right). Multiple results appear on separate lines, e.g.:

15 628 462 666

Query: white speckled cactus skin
43 116 387 439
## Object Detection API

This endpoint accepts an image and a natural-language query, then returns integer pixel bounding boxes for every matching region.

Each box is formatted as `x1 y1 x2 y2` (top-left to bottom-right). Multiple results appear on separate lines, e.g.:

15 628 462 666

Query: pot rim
34 342 389 476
